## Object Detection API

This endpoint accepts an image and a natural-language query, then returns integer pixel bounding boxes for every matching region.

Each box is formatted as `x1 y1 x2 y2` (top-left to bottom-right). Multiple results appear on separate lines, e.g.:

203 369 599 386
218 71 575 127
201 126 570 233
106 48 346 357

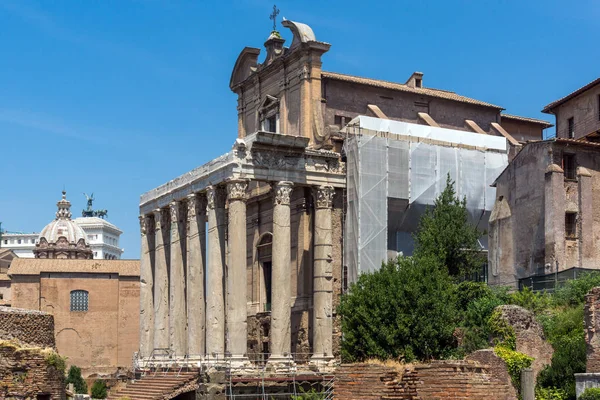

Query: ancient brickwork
585 287 600 373
0 346 65 399
0 306 55 348
334 360 515 400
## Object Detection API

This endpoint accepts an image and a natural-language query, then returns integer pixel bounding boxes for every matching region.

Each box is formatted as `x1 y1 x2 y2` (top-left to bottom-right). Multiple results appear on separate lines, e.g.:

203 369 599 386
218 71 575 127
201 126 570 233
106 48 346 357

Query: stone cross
269 4 279 31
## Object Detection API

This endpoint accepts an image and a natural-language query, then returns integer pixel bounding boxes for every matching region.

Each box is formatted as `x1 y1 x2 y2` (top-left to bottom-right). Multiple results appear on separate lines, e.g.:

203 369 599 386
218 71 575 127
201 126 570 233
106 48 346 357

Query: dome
34 191 92 260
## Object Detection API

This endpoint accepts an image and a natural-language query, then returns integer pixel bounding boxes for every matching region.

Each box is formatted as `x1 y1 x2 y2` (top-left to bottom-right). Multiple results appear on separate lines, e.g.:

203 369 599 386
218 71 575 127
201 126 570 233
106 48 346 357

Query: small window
265 116 277 133
70 290 89 312
563 153 576 179
567 117 574 139
565 213 577 239
415 78 422 88
17 239 21 244
4 240 7 245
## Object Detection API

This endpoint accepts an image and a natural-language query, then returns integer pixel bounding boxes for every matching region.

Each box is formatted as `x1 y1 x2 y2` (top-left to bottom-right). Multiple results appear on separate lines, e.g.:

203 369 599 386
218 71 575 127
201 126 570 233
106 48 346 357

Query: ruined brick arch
255 232 273 313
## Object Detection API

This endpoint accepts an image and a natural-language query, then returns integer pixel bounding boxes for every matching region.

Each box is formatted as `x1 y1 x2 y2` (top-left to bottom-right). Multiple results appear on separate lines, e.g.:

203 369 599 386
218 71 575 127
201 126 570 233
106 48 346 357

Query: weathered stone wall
0 345 65 400
496 305 553 379
334 359 516 400
0 306 56 348
553 84 600 140
585 287 600 373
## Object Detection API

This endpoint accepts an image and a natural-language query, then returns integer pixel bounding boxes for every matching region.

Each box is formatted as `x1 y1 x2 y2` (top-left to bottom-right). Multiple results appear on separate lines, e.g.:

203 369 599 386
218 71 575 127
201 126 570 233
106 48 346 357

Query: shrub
580 388 600 400
91 379 108 399
509 286 551 314
537 333 585 400
489 308 516 350
553 272 600 307
494 346 533 395
338 255 458 362
44 350 66 375
459 289 509 353
66 365 87 394
535 387 568 400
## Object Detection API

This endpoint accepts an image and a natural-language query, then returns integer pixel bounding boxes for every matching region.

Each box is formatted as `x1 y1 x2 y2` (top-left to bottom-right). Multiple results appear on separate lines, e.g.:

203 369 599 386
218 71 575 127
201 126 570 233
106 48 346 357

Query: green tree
91 379 108 399
413 174 485 278
338 255 458 362
66 365 87 394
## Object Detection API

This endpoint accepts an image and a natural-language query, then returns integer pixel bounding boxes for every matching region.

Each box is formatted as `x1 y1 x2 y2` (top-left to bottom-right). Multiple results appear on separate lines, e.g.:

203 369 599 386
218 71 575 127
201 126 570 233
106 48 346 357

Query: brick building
489 77 600 288
9 258 140 377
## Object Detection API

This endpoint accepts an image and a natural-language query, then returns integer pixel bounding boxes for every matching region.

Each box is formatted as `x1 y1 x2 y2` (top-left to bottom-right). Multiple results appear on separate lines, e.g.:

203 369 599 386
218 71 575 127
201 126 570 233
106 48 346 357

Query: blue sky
0 0 598 258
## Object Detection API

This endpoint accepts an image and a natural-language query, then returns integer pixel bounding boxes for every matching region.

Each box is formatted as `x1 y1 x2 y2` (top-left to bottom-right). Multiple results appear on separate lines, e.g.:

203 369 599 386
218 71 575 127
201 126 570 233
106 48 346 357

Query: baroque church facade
137 19 551 369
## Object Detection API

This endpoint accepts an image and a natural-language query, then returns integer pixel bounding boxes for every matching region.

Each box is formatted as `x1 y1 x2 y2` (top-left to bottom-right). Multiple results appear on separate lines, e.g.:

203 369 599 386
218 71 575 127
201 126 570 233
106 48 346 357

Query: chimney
405 72 424 88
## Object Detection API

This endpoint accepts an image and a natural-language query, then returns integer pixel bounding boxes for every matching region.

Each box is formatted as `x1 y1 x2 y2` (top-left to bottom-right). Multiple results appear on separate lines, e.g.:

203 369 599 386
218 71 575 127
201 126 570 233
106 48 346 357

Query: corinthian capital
139 214 152 236
273 181 294 206
153 209 166 231
169 201 181 224
186 193 206 219
206 186 226 210
227 180 249 202
315 185 335 209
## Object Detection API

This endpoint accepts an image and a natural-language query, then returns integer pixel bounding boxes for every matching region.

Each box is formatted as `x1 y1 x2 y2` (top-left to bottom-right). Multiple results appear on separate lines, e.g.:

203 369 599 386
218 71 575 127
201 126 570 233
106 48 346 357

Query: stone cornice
139 134 345 215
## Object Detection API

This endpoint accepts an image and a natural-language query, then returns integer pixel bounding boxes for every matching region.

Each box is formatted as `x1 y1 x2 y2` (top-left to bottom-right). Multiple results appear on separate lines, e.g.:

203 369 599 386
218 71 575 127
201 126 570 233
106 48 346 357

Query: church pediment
229 47 261 90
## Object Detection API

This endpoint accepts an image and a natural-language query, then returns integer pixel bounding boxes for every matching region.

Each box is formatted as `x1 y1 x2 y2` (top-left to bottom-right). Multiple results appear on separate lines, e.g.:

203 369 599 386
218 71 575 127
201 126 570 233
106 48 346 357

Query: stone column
269 181 294 365
139 214 154 358
206 186 227 357
186 193 206 358
169 201 187 357
226 180 249 364
153 208 170 351
311 186 335 366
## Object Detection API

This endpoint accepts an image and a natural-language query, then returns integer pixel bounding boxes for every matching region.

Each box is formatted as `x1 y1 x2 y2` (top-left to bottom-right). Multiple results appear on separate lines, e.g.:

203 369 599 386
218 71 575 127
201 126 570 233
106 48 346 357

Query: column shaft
206 186 227 355
139 215 154 358
270 182 293 361
169 201 187 357
227 181 249 359
312 186 335 362
186 194 206 357
153 209 169 351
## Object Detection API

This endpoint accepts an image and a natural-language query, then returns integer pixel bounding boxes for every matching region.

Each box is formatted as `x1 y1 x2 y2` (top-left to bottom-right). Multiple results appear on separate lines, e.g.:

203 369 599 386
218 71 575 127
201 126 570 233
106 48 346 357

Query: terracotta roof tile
8 258 140 277
501 113 554 128
542 77 600 113
321 71 504 110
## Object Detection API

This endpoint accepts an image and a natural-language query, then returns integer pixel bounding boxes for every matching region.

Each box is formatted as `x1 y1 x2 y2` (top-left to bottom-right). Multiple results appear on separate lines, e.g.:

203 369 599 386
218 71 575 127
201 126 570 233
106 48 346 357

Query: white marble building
0 233 38 258
73 217 124 260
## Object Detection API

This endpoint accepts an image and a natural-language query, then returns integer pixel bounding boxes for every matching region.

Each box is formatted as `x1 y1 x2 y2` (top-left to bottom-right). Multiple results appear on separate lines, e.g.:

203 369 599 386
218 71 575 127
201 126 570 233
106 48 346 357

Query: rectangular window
568 117 575 139
565 213 577 239
264 116 277 133
563 153 576 179
70 290 89 312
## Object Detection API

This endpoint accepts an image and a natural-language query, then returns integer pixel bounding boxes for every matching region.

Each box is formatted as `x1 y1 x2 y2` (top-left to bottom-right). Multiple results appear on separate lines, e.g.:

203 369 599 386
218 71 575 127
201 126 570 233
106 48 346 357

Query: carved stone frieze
273 181 294 206
206 186 226 210
227 180 249 201
315 186 335 209
252 150 301 170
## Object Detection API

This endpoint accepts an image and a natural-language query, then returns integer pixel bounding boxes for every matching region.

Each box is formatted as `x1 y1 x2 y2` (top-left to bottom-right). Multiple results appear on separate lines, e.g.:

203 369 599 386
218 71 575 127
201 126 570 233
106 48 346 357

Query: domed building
34 191 93 259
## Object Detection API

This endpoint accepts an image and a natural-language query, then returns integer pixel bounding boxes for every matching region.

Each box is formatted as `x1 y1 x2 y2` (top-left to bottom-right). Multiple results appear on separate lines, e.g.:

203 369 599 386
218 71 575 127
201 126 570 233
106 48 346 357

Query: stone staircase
107 369 200 400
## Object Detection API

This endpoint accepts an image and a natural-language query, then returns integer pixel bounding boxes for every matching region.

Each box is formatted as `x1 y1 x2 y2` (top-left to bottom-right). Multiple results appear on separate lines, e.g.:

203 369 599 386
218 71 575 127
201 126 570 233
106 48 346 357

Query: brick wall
585 287 600 373
0 345 65 399
0 306 55 348
334 359 516 400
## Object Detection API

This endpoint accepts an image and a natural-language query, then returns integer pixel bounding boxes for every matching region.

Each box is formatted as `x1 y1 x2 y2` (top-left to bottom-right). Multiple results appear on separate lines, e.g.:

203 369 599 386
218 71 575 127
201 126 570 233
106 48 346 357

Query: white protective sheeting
343 116 508 281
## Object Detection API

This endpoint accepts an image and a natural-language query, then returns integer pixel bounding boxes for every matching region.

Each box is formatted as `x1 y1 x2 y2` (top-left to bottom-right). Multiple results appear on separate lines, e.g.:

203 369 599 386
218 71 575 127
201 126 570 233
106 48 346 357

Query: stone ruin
0 306 66 399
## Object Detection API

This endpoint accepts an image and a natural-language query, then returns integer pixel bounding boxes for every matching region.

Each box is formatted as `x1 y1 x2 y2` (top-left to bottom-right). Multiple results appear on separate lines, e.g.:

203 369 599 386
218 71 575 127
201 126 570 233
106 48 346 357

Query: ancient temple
137 17 551 374
34 191 93 260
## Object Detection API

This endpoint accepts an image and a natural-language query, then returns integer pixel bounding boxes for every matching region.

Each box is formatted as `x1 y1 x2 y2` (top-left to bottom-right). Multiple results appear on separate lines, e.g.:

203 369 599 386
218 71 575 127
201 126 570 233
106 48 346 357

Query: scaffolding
343 116 509 282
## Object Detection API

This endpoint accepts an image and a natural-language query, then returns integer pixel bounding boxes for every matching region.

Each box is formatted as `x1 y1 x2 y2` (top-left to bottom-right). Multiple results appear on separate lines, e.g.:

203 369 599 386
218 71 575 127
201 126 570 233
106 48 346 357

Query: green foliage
91 379 108 399
509 287 551 314
553 272 600 307
44 351 66 375
580 388 600 400
459 287 510 353
413 174 485 278
535 387 568 400
290 386 325 400
66 365 87 394
494 346 533 395
456 281 492 311
338 255 458 362
489 309 516 350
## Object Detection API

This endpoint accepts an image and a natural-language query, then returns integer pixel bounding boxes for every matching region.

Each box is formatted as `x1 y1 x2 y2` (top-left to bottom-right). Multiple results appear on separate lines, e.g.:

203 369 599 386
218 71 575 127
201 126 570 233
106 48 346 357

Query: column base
309 354 336 372
228 355 253 371
266 354 296 372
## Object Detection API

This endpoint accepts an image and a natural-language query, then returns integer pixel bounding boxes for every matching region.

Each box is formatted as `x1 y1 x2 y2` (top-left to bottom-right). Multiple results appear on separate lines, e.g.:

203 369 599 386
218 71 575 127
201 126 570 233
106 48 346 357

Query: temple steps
107 370 199 400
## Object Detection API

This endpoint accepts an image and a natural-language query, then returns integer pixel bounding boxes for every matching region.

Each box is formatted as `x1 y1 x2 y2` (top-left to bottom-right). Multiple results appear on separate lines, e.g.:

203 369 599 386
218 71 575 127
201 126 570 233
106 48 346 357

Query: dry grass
363 358 414 371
